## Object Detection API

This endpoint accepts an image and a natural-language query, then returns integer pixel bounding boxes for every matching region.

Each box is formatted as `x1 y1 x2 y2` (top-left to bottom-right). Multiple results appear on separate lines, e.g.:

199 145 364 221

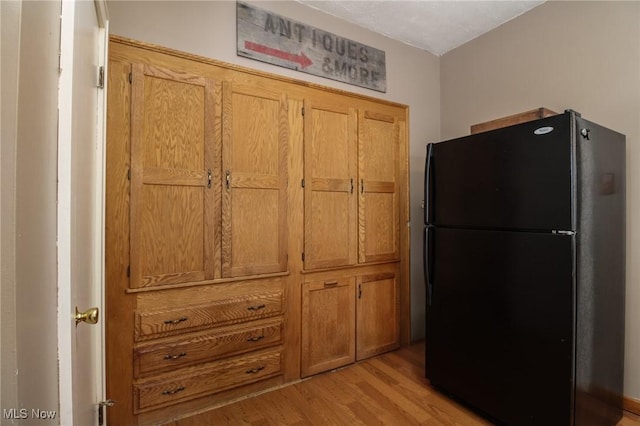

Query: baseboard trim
624 395 640 416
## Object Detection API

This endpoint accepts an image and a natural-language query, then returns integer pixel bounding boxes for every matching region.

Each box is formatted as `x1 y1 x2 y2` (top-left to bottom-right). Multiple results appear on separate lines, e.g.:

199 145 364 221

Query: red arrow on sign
244 41 313 69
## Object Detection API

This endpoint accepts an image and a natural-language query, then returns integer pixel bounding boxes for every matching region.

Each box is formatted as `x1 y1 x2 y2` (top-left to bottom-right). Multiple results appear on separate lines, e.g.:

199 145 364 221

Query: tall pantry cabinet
105 36 409 425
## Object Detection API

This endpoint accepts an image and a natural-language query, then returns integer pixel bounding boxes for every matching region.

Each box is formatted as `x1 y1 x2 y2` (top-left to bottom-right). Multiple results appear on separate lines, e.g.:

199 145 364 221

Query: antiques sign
237 2 387 92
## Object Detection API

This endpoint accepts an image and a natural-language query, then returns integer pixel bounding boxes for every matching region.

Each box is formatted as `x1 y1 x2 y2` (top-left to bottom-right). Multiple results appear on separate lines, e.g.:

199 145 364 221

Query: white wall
1 0 22 414
107 0 441 341
441 0 640 400
0 1 62 422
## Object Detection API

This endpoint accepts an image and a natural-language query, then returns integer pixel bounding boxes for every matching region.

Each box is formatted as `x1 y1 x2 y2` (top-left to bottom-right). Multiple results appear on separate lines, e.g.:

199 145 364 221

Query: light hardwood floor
170 342 640 425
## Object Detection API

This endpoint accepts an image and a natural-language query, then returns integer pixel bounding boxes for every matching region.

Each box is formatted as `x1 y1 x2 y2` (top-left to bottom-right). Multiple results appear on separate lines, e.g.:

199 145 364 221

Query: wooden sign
237 2 387 92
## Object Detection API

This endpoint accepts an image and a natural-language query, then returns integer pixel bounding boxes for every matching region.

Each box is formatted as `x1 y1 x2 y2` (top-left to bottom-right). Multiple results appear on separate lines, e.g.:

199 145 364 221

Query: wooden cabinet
358 111 400 263
129 63 218 289
300 267 400 378
130 279 284 414
303 100 358 269
300 103 402 379
303 103 401 270
134 347 282 413
301 276 356 377
356 272 400 359
470 107 557 134
222 82 288 277
106 36 409 425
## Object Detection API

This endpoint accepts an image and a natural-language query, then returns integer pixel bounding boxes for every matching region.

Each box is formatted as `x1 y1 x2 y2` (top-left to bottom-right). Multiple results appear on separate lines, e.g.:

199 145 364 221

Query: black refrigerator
423 110 625 425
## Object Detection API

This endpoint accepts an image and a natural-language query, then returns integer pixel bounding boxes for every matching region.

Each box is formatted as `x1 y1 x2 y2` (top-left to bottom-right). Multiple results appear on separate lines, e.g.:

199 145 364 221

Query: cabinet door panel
356 272 400 360
301 277 356 377
358 111 400 263
222 83 288 277
130 64 216 288
304 101 357 269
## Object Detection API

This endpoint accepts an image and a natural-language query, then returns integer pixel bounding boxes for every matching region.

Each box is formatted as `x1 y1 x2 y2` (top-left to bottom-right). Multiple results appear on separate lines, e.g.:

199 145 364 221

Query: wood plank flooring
170 341 640 425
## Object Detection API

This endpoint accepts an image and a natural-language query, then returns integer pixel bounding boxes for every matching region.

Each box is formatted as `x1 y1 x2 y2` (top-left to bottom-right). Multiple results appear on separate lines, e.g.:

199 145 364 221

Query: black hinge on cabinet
301 179 305 188
301 106 305 116
358 284 362 299
128 72 132 84
127 168 131 180
126 265 130 278
97 66 105 89
98 400 115 426
302 252 305 261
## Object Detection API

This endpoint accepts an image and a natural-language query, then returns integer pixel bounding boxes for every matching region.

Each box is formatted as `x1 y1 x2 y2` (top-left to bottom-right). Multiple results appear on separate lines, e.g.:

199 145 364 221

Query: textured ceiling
295 0 545 56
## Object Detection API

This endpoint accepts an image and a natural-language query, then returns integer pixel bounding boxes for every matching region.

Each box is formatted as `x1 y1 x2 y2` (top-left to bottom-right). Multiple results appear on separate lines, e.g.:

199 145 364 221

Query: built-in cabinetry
301 267 399 378
106 36 409 425
300 99 401 378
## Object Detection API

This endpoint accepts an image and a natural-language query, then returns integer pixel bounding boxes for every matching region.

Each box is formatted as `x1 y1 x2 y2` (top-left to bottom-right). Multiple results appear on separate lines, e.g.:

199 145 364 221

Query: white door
58 1 107 424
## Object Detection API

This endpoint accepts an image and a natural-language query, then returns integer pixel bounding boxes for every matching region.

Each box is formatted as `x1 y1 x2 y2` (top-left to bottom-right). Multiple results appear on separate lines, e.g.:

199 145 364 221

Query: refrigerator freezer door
425 227 574 425
426 114 573 230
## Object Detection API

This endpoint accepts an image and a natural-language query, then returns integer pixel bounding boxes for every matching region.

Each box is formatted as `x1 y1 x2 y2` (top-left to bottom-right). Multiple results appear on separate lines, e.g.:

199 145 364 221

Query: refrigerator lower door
426 228 574 425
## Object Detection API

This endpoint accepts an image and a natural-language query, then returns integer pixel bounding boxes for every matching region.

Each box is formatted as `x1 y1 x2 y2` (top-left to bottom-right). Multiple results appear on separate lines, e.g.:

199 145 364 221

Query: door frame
57 0 109 424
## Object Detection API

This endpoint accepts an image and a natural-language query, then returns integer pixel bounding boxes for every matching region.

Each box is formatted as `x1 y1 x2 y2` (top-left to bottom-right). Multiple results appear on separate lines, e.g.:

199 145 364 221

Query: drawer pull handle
247 304 266 311
162 386 185 396
163 316 188 325
245 366 265 374
164 352 187 360
324 280 338 287
247 335 265 342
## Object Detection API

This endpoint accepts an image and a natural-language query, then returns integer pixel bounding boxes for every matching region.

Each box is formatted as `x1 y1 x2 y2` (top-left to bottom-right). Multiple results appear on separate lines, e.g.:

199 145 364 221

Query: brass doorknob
75 307 99 325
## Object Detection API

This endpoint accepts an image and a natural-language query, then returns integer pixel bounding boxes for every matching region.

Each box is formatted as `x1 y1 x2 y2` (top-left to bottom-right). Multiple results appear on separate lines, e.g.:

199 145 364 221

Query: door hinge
127 168 131 180
126 265 130 277
301 106 305 116
128 72 132 84
302 252 305 261
98 400 116 426
358 284 362 299
301 179 305 188
97 66 104 89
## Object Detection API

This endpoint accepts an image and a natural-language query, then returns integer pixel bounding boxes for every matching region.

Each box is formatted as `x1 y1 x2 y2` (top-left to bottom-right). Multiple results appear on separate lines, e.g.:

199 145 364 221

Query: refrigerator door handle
424 226 434 306
425 143 434 224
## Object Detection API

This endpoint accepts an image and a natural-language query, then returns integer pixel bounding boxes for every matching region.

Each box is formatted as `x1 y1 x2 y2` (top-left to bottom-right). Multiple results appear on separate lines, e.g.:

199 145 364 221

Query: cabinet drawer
134 318 283 377
134 347 282 413
135 291 283 341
